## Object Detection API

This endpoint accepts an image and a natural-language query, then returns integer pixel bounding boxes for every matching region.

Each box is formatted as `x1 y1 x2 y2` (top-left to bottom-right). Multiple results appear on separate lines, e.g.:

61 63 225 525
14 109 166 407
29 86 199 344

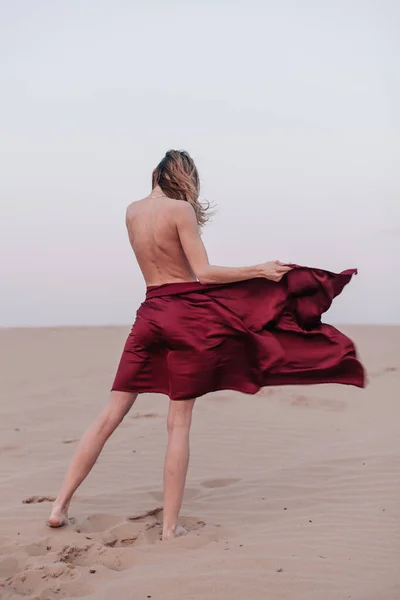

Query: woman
49 150 364 538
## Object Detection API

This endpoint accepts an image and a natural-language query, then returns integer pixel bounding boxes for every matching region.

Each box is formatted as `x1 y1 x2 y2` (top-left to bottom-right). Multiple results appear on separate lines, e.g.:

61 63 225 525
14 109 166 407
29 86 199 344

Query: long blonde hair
152 150 211 227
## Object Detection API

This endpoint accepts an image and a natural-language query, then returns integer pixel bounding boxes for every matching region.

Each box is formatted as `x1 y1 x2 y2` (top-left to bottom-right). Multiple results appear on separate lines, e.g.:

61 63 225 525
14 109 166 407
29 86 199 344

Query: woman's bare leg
48 391 137 527
162 398 196 540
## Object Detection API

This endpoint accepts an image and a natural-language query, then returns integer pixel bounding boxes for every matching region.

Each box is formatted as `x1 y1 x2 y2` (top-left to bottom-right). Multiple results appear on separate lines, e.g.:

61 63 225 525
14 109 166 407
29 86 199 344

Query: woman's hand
260 261 292 282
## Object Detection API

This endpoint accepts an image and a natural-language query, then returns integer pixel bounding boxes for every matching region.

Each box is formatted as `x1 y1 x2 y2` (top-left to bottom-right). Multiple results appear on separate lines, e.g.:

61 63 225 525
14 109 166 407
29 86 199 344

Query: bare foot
48 502 69 528
162 524 188 541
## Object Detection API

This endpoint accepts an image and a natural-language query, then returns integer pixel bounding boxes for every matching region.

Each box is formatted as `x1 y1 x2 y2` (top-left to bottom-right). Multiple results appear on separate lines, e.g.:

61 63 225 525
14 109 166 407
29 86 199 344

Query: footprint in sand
201 478 240 489
57 537 137 572
25 538 54 557
22 495 56 504
2 510 208 599
71 511 164 547
119 412 161 429
131 412 161 420
180 517 206 531
101 522 144 547
70 513 123 534
290 395 346 412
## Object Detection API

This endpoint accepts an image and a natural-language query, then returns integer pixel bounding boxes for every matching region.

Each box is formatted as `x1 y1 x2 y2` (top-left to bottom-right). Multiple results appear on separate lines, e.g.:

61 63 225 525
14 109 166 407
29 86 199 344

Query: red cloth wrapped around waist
111 265 364 400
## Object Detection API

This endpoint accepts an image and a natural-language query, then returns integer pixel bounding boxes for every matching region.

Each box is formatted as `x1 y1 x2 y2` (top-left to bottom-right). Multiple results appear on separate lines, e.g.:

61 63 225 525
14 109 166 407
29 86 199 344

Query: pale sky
1 0 399 326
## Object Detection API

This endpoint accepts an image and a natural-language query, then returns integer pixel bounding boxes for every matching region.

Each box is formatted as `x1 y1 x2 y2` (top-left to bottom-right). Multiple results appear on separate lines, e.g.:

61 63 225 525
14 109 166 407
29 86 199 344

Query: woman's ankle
53 497 69 511
162 522 176 535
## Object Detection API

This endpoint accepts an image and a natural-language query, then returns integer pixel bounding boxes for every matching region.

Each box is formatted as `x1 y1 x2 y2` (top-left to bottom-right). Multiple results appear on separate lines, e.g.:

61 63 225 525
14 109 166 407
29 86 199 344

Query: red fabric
112 266 365 400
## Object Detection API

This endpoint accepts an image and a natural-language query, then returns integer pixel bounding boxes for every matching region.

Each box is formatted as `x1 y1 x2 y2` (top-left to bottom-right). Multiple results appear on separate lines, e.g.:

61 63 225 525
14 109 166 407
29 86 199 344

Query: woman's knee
97 411 121 436
167 400 195 433
100 392 136 431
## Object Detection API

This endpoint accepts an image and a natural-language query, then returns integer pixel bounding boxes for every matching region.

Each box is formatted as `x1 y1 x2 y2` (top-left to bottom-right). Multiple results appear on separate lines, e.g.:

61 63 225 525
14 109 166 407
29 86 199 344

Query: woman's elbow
197 275 210 285
196 270 214 285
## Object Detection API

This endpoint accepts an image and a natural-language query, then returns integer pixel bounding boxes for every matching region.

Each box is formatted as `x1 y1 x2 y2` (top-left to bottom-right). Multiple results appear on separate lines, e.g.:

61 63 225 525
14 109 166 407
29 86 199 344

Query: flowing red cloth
112 266 365 400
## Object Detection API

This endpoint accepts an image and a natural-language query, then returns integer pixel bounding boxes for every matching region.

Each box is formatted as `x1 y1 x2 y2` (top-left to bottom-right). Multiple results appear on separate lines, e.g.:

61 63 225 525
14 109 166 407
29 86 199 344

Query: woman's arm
175 202 291 285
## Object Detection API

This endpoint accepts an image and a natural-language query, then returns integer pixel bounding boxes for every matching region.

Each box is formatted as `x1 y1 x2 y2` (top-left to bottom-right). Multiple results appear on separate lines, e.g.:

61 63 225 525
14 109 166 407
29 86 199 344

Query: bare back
126 193 197 287
126 188 290 289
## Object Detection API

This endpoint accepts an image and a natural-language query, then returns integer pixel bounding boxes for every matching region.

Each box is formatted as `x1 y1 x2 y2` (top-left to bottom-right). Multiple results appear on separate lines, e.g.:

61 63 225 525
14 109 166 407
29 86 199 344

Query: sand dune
0 326 399 600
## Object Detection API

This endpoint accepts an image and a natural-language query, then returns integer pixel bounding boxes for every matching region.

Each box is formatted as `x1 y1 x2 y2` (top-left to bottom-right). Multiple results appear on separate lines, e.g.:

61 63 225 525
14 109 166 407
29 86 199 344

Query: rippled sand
0 326 399 600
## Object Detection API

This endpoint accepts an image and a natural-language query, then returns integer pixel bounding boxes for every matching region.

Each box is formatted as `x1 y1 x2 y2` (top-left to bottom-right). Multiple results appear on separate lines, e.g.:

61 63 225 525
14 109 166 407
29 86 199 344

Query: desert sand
0 325 399 600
